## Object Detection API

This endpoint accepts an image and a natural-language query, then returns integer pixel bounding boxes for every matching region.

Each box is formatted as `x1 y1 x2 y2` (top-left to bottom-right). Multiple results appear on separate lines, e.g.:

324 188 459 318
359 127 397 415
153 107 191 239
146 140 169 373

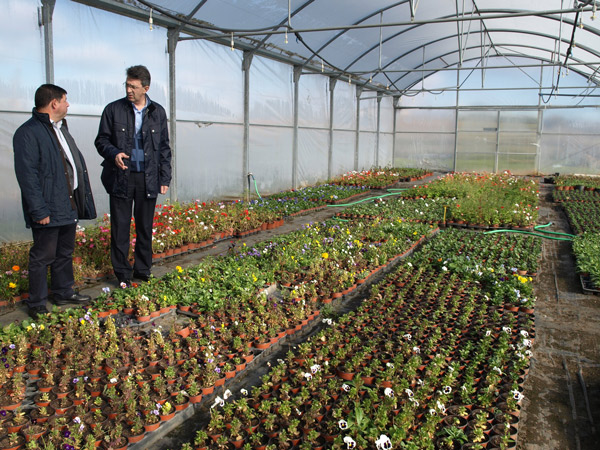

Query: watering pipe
247 173 262 200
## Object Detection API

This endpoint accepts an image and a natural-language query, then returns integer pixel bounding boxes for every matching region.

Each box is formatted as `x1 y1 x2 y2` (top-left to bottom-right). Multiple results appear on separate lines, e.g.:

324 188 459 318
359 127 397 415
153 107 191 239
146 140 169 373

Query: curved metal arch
243 0 317 57
383 27 600 91
298 0 411 70
396 52 598 96
338 8 600 78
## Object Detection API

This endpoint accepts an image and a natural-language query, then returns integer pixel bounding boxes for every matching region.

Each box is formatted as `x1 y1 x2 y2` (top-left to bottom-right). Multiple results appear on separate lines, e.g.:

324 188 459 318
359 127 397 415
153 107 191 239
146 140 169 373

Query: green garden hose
483 223 574 241
326 188 409 207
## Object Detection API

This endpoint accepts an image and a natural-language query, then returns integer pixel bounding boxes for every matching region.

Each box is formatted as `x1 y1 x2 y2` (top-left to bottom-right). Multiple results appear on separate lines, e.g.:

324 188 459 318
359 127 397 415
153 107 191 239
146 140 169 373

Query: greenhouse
0 1 599 449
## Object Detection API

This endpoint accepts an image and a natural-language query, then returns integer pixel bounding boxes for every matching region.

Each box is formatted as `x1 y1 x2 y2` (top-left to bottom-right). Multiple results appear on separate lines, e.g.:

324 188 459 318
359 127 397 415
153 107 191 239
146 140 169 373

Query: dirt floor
517 183 600 450
1 176 598 449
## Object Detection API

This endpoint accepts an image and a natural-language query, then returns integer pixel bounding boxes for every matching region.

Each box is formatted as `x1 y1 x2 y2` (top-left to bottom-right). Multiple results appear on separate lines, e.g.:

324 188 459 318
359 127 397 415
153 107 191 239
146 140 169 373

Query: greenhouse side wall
0 0 396 242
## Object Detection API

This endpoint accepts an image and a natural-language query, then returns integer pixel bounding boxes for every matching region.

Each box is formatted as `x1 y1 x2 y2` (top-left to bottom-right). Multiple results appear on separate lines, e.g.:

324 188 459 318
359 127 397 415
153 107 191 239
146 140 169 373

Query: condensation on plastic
53 0 169 115
176 40 244 123
394 132 455 171
298 128 329 186
250 56 294 126
176 121 244 201
332 130 356 174
0 0 45 112
359 95 377 132
249 125 294 195
333 82 356 130
358 132 377 169
298 75 329 129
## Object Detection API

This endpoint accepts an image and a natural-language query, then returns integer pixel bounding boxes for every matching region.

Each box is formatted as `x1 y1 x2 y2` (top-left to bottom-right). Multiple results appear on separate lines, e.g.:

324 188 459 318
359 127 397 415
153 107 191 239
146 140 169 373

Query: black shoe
133 272 151 282
27 305 49 319
51 292 92 306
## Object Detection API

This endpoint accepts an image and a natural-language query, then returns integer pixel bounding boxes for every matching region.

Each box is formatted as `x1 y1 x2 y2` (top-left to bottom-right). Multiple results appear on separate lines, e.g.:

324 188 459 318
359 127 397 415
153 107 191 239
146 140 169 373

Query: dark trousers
109 172 156 280
28 223 77 308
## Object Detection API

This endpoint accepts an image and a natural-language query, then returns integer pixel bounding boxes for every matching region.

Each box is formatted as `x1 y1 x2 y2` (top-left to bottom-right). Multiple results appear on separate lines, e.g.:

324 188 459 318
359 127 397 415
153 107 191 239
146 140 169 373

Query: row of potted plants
175 227 537 450
330 168 432 189
0 210 438 448
396 172 539 228
554 174 600 190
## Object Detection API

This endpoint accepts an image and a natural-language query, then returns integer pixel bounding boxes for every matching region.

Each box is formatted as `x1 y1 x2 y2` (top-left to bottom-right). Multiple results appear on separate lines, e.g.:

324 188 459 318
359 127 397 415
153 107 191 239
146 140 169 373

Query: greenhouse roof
74 1 600 95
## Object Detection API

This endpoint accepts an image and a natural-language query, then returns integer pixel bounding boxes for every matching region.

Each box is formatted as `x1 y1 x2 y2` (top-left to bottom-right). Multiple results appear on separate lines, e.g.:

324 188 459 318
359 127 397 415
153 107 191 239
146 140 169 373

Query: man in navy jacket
95 65 172 286
13 84 96 318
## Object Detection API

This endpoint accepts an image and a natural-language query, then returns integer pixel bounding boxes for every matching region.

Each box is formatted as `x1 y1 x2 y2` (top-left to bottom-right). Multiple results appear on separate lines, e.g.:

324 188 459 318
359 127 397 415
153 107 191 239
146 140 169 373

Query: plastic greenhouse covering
2 0 600 241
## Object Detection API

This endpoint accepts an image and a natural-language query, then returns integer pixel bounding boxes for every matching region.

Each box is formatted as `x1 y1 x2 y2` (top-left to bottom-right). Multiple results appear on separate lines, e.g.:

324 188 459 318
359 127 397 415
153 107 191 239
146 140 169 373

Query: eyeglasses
124 82 145 90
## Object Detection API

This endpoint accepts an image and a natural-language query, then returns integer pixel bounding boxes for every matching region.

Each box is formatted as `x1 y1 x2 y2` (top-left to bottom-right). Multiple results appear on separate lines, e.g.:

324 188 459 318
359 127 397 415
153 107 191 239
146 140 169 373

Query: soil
1 175 598 449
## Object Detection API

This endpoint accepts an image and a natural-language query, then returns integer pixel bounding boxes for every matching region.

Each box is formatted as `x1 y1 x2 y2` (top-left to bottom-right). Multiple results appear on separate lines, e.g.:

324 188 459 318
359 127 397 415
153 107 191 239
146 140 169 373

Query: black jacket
95 96 172 199
13 109 96 228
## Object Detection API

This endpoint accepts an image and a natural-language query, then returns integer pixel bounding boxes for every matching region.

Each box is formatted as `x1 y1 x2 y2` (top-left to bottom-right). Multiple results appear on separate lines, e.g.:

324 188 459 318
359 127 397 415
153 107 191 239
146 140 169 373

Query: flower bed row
0 183 370 302
176 229 537 450
399 172 539 228
0 212 437 448
334 173 539 230
554 174 600 190
330 168 432 189
554 184 600 293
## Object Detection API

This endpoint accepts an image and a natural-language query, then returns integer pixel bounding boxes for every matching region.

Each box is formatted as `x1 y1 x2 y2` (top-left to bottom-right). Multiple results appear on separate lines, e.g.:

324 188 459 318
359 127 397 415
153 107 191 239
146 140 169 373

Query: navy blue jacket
95 96 172 199
13 109 96 228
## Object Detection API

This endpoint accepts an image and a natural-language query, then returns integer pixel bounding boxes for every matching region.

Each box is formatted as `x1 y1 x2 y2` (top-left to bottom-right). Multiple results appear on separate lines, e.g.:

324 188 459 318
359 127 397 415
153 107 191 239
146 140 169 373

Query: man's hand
36 216 50 225
115 153 130 170
160 185 169 195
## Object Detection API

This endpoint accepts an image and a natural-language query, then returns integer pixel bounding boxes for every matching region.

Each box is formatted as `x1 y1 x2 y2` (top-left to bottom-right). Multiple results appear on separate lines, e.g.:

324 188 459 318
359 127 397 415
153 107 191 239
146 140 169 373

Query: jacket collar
33 107 70 130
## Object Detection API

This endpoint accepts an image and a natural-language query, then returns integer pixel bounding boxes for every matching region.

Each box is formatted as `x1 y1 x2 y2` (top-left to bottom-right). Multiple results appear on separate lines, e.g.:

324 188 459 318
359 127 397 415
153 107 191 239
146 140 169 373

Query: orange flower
12 265 20 272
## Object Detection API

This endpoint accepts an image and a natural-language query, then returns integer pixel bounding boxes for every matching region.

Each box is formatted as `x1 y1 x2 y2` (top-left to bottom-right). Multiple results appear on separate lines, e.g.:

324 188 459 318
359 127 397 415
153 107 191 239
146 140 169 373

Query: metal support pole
355 87 363 171
40 0 56 84
536 62 545 175
242 52 253 197
375 92 382 167
453 67 460 172
328 78 336 180
292 66 301 189
167 29 178 202
392 96 399 166
494 110 500 173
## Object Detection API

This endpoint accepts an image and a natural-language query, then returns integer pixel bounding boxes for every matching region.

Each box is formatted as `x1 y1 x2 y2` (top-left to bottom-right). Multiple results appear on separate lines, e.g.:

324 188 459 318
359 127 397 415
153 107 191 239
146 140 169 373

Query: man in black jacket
95 65 172 287
13 84 96 318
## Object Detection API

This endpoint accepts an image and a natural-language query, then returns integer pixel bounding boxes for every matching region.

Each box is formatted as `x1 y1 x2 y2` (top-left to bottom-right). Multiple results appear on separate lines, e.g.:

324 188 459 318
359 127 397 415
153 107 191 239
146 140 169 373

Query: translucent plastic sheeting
358 132 377 170
297 128 329 186
497 154 537 175
298 75 329 129
380 96 394 133
456 132 497 154
359 95 377 132
176 121 244 201
456 152 495 173
394 132 455 171
542 108 600 135
539 134 600 174
249 126 294 195
332 130 356 175
0 0 44 112
333 82 356 130
53 0 169 115
250 56 293 126
457 111 497 132
379 134 394 167
396 109 457 133
0 112 29 242
500 111 539 132
176 40 244 123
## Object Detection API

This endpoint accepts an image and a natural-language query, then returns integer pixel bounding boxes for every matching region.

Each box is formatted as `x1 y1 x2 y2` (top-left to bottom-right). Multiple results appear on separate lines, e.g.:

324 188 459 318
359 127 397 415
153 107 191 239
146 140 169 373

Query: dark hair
34 84 67 109
126 65 151 87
